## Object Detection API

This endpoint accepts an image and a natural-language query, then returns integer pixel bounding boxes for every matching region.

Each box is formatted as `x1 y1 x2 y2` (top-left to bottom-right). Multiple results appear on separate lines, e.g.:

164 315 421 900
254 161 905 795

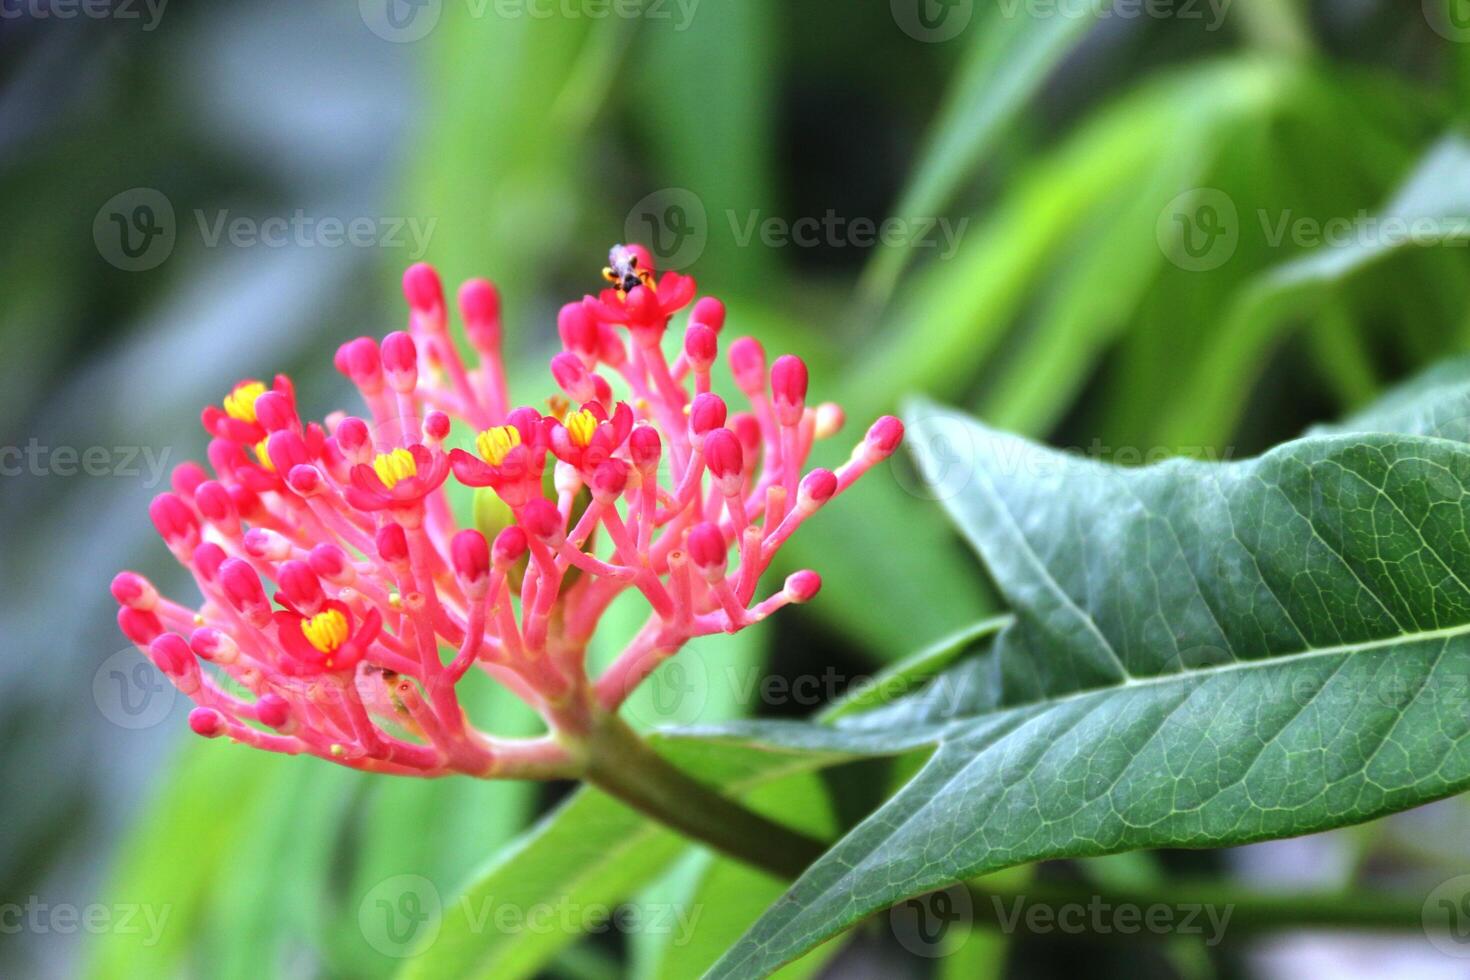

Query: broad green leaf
709 389 1470 976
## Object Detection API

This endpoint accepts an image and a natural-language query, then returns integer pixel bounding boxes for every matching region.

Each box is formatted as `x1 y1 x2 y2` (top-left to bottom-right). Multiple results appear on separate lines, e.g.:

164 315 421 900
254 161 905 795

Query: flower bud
376 523 410 565
243 527 292 561
188 707 225 738
690 296 725 332
784 570 822 603
402 262 445 317
770 355 808 427
684 323 717 369
381 331 419 394
111 571 158 611
118 606 163 646
171 462 208 499
492 525 529 567
550 352 596 403
558 303 600 362
149 633 193 678
686 522 728 577
728 337 766 395
278 560 325 614
629 426 661 474
309 543 354 584
815 402 845 439
798 468 838 511
335 337 384 395
703 428 744 496
219 558 271 626
266 430 311 473
149 493 199 551
192 542 227 582
254 390 297 433
190 626 239 665
256 693 292 730
459 278 501 351
336 417 372 464
591 459 630 502
452 529 491 594
865 416 905 458
520 498 564 545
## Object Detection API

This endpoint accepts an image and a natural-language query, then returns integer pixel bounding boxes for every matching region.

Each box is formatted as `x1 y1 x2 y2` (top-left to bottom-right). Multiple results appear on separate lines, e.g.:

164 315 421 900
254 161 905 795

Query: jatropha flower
112 245 904 780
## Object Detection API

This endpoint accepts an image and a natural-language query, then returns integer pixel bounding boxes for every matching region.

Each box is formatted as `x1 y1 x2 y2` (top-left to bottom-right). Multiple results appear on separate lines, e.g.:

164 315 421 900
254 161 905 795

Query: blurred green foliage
1 0 1468 976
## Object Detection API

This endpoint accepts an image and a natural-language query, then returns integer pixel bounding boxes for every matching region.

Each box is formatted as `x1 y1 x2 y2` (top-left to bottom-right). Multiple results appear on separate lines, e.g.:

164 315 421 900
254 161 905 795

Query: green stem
581 712 827 880
968 878 1429 938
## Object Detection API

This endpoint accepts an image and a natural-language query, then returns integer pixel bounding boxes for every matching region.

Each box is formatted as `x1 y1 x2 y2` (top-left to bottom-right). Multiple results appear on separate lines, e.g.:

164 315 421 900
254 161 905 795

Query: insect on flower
112 246 903 780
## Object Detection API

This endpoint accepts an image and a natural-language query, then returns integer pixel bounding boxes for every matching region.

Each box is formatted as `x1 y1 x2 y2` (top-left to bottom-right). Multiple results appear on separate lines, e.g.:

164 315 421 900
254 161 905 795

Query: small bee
601 244 655 299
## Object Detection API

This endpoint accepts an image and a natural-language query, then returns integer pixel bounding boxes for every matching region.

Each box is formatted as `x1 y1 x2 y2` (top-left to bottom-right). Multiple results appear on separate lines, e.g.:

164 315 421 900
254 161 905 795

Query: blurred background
4 0 1470 976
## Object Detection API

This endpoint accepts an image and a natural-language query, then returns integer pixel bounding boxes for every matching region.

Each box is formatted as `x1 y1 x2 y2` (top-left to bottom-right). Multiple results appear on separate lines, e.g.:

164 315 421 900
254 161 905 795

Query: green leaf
859 0 1104 306
396 733 862 980
709 387 1470 976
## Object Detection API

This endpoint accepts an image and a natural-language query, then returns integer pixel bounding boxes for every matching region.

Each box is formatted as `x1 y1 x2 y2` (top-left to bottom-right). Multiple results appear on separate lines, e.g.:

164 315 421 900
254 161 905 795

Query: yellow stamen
253 439 275 472
301 608 349 654
475 425 522 466
373 448 418 489
223 381 267 424
566 409 598 449
546 395 570 422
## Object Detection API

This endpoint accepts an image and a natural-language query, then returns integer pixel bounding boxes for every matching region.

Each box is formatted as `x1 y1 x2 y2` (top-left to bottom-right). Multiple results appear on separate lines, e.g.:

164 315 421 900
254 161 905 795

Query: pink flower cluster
112 246 903 778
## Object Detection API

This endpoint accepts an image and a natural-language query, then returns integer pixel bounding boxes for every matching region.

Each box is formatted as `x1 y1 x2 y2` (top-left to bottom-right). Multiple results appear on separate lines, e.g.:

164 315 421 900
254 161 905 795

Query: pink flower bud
381 331 419 394
278 560 325 613
690 296 725 332
731 413 761 457
254 391 296 432
689 393 727 440
150 493 199 549
728 337 766 395
229 484 265 522
256 693 291 730
194 480 237 527
686 522 728 575
452 529 491 591
402 262 445 316
190 626 239 665
149 633 192 677
171 462 208 499
550 352 595 403
336 417 372 464
703 428 744 496
111 571 158 611
684 323 718 369
784 570 822 603
798 468 837 510
770 355 808 427
219 558 271 624
266 430 310 473
188 707 225 738
493 526 528 566
424 411 451 444
865 415 905 458
309 543 354 584
520 498 564 543
459 278 501 351
335 337 384 395
629 426 661 473
558 302 600 361
287 464 324 496
193 542 227 582
591 459 630 501
118 606 163 646
377 523 410 565
598 324 627 368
